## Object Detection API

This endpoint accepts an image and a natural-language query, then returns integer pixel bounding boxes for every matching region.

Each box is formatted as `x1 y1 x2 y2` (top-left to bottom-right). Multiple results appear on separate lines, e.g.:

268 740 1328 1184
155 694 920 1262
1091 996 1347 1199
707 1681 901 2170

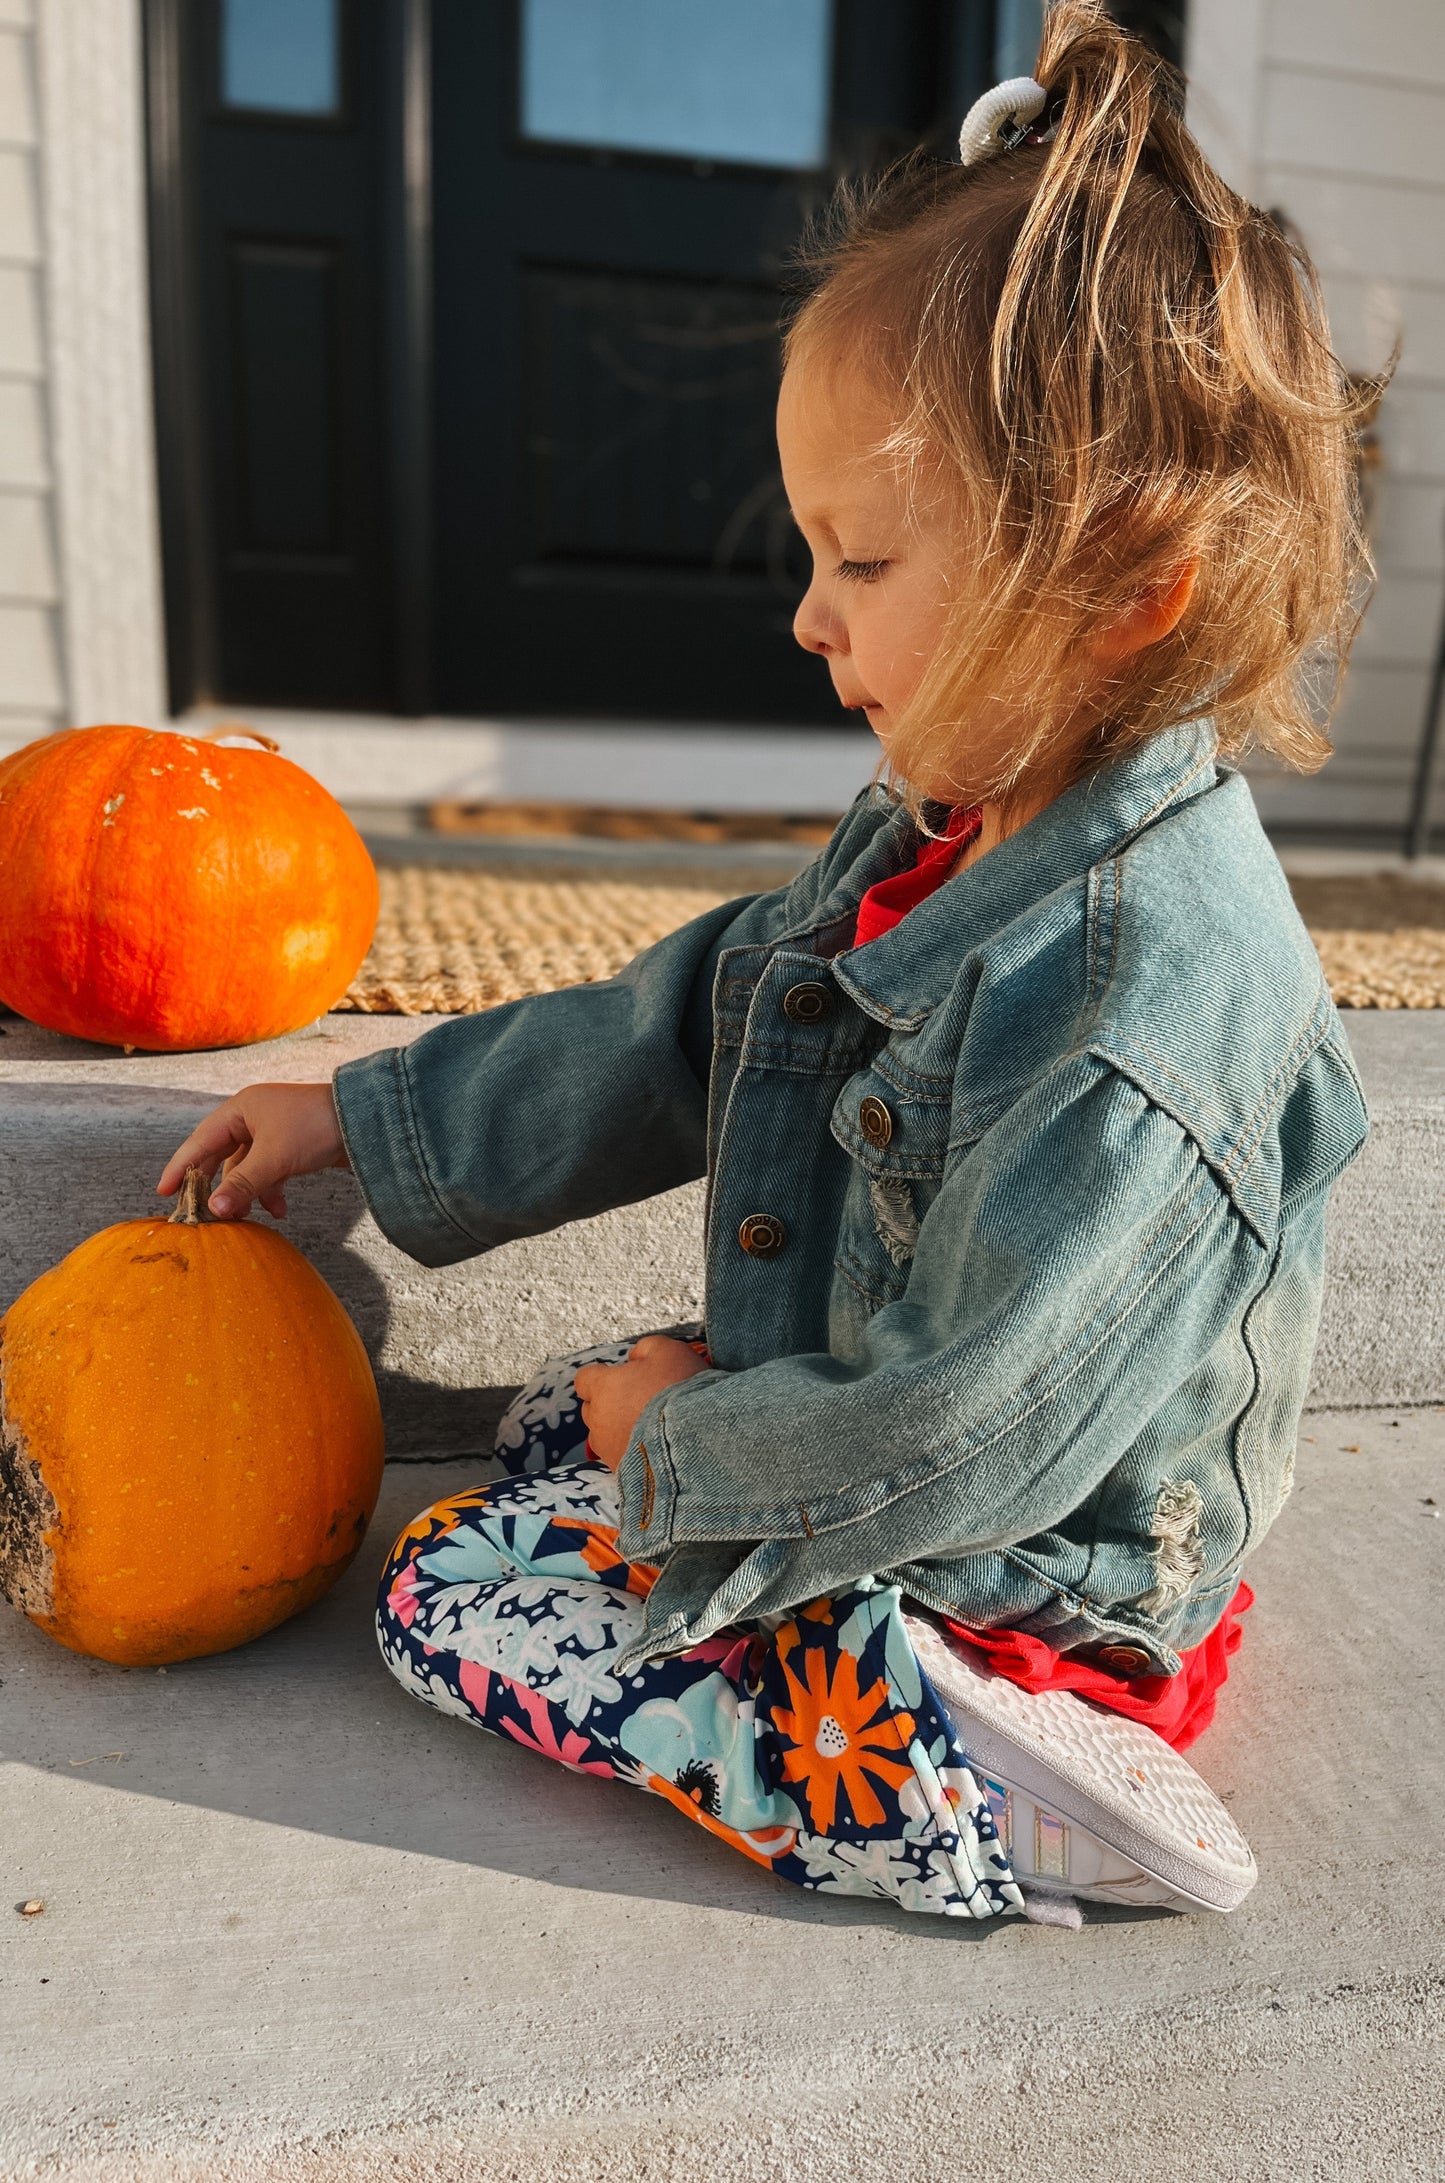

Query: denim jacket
334 723 1368 1677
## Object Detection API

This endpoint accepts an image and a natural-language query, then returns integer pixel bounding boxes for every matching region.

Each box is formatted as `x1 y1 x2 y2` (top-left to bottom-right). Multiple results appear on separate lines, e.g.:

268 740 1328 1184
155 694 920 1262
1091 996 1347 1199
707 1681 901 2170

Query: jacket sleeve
616 1056 1268 1648
329 825 864 1265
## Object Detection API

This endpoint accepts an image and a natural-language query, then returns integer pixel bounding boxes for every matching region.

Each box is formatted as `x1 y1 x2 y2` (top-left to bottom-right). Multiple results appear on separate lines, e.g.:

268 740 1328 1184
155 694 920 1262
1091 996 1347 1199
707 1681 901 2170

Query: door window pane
521 0 832 169
221 0 340 117
993 0 1044 82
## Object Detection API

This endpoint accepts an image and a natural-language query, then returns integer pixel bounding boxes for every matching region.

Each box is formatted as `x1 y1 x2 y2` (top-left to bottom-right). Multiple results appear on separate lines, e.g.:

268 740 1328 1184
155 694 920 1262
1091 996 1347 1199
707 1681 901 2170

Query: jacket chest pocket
829 1065 951 1313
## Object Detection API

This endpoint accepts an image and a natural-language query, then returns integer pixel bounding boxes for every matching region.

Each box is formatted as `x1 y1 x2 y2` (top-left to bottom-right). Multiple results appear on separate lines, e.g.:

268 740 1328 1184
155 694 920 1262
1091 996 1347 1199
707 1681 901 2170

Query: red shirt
853 805 984 948
851 807 1247 1751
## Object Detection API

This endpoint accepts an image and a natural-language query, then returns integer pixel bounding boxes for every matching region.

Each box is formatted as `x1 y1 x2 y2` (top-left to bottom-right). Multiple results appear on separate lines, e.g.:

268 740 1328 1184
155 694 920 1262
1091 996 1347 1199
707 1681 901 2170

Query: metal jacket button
783 980 831 1024
1094 1643 1154 1677
738 1213 786 1258
859 1095 893 1146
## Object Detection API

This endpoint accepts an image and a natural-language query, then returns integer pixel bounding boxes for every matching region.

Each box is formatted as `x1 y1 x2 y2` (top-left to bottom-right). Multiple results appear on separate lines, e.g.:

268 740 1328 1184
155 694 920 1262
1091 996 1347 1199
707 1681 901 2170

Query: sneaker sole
905 1615 1258 1914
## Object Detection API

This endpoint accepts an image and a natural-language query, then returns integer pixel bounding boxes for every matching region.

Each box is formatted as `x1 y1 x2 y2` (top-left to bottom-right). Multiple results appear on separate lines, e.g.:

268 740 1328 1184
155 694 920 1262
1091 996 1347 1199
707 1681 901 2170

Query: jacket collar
818 721 1220 1031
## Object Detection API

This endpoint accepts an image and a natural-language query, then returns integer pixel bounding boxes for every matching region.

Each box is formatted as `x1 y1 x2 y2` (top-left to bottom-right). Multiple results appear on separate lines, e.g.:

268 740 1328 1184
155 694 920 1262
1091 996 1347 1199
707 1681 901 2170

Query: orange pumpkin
0 1172 385 1666
0 723 378 1050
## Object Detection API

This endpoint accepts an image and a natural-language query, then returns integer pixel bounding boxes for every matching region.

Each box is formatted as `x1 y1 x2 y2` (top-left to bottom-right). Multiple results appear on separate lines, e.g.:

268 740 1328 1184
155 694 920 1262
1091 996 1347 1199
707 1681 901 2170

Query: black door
147 0 418 712
149 3 1187 722
431 1 993 721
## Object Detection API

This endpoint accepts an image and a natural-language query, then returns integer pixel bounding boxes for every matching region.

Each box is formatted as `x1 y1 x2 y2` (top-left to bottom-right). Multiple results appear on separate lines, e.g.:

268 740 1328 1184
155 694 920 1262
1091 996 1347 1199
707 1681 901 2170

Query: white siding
1189 0 1445 836
33 0 166 728
0 0 59 732
0 0 165 738
1264 0 1445 83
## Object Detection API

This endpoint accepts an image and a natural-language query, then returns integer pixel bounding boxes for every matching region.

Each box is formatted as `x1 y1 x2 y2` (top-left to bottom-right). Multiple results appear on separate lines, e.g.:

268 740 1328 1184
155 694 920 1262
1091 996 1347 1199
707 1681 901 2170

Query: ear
1088 559 1199 665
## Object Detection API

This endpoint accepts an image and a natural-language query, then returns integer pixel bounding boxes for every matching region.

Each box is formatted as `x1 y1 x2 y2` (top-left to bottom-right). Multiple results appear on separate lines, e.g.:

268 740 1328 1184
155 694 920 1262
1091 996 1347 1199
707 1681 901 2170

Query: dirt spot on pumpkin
131 1250 189 1271
0 1339 58 1621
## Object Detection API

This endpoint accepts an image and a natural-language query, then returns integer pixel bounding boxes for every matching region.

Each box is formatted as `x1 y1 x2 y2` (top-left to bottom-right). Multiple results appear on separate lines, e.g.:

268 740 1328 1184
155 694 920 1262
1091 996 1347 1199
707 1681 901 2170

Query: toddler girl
161 1 1373 1920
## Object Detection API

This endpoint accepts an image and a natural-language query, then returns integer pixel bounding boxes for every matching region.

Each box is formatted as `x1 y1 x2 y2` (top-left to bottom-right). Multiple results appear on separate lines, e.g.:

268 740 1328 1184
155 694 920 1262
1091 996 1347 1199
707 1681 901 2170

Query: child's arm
607 1058 1284 1629
155 791 887 1236
155 798 873 1231
324 865 850 1265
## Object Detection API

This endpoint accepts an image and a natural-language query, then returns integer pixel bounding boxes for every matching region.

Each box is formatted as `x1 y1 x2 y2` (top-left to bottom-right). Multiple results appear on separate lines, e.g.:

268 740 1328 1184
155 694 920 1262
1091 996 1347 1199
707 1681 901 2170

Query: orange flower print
392 1487 496 1554
549 1517 659 1599
772 1644 916 1832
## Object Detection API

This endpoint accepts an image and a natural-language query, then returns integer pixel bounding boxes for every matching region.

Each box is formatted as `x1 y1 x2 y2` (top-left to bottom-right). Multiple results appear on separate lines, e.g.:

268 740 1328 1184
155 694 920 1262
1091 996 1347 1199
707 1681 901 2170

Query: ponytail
787 0 1384 807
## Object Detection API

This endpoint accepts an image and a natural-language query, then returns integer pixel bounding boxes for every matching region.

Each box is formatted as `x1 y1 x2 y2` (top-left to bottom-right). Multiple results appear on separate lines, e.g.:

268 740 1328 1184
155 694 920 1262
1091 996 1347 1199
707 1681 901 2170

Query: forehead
777 349 907 525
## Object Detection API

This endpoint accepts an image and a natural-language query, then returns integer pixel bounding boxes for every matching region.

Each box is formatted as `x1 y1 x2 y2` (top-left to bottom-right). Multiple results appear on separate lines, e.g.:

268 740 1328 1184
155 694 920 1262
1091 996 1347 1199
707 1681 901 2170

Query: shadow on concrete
6 1429 1445 1952
0 1090 991 1931
10 1062 1440 1942
1 1465 1018 1940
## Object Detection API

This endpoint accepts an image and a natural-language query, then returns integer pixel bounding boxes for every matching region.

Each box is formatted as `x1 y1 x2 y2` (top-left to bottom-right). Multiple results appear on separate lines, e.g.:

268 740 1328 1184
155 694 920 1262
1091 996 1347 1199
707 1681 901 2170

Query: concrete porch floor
1 997 1442 2178
3 1410 1443 2182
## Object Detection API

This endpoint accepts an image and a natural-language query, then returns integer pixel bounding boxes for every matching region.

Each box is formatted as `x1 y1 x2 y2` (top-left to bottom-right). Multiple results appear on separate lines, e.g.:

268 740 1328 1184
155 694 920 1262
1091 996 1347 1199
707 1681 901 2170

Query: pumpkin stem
198 723 282 754
169 1167 214 1226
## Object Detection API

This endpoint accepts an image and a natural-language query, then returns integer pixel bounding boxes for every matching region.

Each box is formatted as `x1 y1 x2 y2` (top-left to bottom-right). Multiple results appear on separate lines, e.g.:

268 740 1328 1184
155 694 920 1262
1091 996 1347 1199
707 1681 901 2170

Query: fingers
207 1162 267 1220
157 1082 342 1220
156 1104 252 1198
628 1334 694 1363
207 1124 281 1220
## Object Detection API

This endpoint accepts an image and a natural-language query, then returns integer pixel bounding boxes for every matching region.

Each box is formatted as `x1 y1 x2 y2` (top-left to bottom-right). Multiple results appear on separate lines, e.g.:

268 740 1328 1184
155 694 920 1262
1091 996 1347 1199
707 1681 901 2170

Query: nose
793 576 845 659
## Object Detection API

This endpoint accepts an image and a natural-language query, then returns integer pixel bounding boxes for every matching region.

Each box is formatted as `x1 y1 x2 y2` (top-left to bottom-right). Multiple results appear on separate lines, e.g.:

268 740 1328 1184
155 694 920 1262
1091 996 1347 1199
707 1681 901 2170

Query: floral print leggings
376 1340 1023 1920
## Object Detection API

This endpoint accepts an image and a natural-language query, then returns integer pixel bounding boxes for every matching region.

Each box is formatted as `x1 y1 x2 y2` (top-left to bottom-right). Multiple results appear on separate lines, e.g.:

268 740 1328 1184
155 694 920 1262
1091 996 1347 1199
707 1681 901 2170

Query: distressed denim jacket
334 723 1368 1678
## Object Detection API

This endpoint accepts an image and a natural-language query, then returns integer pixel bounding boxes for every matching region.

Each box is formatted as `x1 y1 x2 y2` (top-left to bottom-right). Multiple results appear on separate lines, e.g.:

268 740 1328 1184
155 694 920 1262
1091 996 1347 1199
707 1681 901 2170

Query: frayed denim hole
1138 1478 1206 1614
869 1175 920 1267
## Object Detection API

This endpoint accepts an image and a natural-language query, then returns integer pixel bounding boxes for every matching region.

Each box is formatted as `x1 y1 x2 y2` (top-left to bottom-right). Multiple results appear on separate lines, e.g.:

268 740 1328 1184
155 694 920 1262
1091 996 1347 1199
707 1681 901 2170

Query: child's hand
156 1082 349 1220
574 1336 711 1472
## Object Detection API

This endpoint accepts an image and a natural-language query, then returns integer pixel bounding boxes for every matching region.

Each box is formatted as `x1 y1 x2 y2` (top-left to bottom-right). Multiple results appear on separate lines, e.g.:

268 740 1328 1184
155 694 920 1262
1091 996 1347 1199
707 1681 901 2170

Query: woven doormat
1291 873 1445 1010
340 865 743 1015
340 864 1445 1015
429 799 838 846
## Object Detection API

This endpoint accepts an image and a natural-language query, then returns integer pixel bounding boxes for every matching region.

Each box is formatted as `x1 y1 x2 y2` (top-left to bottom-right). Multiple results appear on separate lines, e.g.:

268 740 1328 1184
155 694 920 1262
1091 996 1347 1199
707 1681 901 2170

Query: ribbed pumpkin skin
0 1214 385 1666
0 725 378 1050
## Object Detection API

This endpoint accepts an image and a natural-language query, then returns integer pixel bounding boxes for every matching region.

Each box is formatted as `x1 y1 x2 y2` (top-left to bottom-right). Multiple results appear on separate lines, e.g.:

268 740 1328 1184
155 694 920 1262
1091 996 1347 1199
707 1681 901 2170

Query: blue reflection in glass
222 0 340 117
521 0 832 170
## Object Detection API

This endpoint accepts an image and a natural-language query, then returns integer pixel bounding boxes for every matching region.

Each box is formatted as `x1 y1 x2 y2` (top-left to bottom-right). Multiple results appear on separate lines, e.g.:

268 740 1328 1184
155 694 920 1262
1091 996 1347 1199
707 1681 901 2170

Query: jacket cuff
615 1368 824 1557
332 1046 479 1266
615 1386 682 1559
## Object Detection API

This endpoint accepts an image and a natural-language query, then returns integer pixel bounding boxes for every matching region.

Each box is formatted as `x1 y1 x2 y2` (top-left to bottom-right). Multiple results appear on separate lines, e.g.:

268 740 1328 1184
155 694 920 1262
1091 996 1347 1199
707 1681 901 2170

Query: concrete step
0 1009 1440 1448
5 1413 1442 2176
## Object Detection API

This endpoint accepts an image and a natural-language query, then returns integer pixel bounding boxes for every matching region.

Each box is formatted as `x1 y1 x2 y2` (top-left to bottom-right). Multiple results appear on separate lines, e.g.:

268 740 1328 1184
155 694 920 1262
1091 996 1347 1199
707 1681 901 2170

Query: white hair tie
958 76 1053 167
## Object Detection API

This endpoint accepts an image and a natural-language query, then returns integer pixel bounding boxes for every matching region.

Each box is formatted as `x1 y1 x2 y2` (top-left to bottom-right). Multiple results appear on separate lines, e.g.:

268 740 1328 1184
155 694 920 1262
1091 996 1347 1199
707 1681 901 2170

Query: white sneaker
905 1614 1257 1914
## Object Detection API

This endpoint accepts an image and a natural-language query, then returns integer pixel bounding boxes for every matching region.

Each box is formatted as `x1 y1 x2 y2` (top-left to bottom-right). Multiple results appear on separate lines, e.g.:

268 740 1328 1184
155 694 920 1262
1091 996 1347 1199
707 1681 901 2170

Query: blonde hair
785 0 1382 811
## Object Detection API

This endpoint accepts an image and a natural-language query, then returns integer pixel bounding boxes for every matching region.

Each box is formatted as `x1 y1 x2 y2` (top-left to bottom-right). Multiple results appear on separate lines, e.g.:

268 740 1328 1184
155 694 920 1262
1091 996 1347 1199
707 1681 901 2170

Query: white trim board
32 0 166 727
0 709 883 814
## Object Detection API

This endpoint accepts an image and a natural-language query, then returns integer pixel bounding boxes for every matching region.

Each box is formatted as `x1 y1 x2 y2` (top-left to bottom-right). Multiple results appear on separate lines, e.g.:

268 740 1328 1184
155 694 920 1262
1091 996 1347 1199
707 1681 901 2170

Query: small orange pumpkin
0 723 378 1050
0 1172 384 1666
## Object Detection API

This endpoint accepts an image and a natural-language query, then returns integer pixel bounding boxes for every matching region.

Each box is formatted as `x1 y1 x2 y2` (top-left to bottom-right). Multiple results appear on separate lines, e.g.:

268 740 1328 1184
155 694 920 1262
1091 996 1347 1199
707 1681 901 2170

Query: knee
373 1481 509 1640
373 1497 455 1636
376 1540 423 1639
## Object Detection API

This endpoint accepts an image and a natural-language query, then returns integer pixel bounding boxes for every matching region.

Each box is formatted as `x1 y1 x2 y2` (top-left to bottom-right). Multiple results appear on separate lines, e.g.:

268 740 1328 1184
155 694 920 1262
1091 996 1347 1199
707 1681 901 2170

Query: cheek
855 590 950 706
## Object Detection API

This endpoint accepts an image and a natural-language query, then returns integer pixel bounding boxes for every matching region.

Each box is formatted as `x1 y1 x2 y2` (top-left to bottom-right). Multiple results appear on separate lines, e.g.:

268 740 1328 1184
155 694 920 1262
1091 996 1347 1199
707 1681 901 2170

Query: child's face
778 353 957 764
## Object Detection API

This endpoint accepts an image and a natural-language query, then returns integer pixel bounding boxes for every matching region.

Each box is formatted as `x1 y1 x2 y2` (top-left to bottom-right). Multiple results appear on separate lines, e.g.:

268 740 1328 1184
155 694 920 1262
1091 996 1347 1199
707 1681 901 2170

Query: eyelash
834 558 890 583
